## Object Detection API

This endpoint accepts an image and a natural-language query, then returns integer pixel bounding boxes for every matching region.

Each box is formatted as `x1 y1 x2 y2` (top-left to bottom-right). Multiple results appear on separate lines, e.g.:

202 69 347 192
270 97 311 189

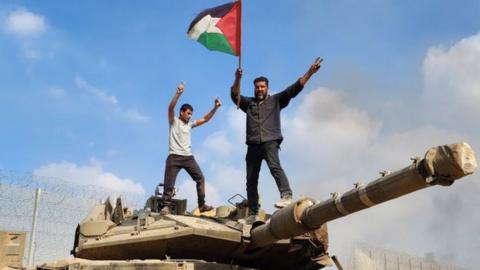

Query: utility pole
27 188 41 266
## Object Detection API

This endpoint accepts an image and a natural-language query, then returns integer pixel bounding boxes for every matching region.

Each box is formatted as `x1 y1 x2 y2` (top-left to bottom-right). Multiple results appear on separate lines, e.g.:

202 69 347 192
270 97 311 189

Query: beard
256 94 265 101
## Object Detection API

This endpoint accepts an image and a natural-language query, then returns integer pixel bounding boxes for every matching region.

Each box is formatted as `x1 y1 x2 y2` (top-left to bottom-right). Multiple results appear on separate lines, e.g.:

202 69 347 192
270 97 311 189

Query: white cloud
283 87 381 174
4 9 46 38
125 109 149 122
226 105 246 138
200 106 245 156
196 105 245 171
33 161 145 196
207 162 245 195
366 126 464 170
423 32 480 120
175 179 222 210
74 75 149 123
202 131 234 157
194 105 248 204
75 75 118 105
3 9 49 59
288 87 380 141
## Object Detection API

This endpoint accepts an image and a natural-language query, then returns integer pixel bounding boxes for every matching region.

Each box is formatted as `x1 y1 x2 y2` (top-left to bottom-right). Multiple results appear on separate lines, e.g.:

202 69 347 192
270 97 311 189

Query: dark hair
253 76 269 86
180 103 193 112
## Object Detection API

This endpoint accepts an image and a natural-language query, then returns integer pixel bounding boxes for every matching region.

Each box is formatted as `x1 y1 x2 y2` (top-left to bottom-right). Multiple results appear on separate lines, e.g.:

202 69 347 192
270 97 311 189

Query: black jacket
231 80 304 145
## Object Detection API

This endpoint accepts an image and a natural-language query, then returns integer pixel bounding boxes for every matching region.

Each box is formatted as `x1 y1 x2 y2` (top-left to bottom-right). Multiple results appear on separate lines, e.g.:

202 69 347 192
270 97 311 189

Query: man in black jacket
231 58 322 221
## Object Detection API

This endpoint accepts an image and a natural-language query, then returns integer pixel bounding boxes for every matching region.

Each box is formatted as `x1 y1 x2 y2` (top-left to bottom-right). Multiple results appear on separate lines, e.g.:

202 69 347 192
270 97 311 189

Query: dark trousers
246 140 292 214
162 154 206 207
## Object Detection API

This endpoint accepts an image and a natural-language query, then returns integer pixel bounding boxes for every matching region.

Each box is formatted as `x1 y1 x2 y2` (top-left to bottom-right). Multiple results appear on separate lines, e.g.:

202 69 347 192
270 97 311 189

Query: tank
37 142 476 270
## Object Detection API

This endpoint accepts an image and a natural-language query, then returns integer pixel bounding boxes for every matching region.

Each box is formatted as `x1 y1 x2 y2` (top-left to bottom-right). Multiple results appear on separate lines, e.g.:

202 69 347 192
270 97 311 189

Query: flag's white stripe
188 15 222 40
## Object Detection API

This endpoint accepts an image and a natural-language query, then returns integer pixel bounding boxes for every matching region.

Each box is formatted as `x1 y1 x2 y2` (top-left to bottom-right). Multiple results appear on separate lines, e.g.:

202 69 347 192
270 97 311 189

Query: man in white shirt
161 82 221 212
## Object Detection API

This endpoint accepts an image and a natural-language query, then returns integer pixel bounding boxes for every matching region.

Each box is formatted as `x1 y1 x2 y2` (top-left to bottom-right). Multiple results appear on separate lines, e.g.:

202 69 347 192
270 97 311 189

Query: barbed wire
352 244 466 270
0 170 146 265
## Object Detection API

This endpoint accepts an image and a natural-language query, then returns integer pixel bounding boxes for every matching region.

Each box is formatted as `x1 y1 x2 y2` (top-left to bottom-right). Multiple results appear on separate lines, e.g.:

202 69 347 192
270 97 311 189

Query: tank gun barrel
250 142 477 248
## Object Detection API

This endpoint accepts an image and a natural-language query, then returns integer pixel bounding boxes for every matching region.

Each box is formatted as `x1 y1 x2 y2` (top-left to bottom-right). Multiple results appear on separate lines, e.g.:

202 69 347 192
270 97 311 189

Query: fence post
27 188 41 266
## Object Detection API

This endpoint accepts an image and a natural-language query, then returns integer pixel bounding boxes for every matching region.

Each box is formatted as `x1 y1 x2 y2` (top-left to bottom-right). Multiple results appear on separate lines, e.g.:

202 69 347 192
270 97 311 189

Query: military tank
36 142 476 270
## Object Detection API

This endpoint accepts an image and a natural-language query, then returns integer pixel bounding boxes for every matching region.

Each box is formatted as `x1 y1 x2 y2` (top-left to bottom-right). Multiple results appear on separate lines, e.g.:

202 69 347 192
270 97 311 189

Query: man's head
253 76 269 101
179 103 193 122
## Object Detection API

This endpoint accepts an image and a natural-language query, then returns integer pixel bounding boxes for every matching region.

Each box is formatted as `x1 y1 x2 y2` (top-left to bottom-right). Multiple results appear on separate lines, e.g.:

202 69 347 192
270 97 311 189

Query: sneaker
198 204 214 213
274 196 293 208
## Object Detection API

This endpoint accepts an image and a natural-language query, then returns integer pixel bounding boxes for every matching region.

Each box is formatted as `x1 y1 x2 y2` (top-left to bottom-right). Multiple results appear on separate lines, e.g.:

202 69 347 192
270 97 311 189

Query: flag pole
238 0 242 69
236 0 242 109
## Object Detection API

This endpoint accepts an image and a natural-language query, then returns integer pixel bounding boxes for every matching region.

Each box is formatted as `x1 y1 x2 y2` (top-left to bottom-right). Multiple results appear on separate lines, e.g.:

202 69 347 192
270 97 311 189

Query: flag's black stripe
187 2 235 33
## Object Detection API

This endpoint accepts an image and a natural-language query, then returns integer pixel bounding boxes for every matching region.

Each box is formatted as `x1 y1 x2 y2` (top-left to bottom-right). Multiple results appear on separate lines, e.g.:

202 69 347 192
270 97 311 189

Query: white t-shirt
169 117 196 156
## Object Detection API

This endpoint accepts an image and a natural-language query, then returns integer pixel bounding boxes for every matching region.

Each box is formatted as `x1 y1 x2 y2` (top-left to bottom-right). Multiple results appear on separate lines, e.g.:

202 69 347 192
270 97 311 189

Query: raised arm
299 57 322 86
168 82 184 123
193 98 222 127
278 58 323 108
231 68 242 100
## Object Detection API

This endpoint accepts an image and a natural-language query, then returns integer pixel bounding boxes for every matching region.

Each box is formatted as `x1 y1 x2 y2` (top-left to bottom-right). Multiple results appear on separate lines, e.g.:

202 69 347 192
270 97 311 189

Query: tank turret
68 142 476 270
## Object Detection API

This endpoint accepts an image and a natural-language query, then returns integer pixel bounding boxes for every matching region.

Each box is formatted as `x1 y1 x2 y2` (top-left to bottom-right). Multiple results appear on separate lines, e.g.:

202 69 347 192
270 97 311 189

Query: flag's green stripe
197 32 235 55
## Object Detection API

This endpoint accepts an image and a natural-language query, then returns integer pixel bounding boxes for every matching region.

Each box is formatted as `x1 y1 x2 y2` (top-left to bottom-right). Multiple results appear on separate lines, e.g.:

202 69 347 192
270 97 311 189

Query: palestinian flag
187 1 241 56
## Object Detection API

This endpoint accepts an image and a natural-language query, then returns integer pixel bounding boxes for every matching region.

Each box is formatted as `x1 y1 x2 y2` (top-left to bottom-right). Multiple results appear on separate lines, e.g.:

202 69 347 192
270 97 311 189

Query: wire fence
1 171 469 270
351 245 466 270
0 170 145 266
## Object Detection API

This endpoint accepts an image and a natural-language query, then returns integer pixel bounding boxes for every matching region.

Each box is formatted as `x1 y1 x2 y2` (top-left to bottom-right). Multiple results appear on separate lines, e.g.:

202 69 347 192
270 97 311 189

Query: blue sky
1 1 480 268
